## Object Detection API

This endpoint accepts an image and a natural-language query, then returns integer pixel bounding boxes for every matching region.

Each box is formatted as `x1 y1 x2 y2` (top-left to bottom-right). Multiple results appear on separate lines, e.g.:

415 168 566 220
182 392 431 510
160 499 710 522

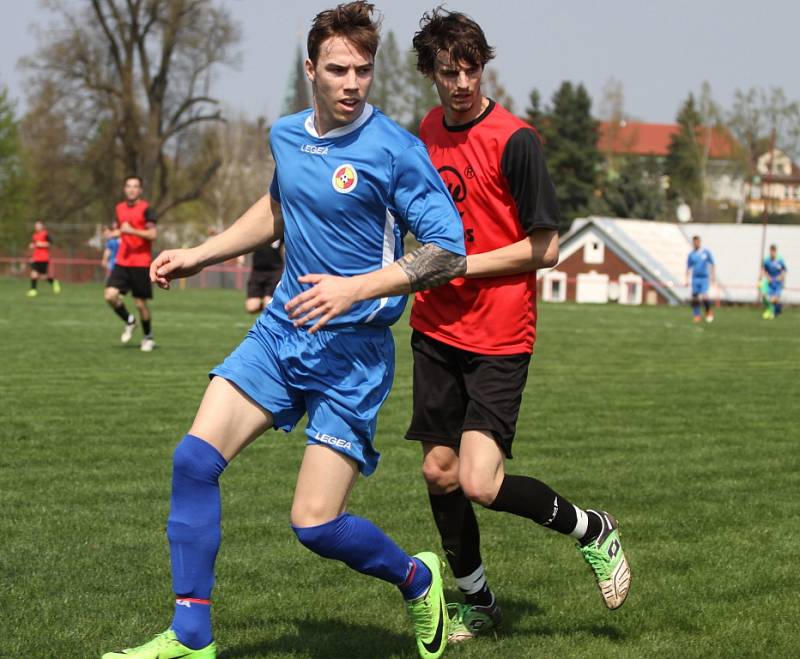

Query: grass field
1 278 798 658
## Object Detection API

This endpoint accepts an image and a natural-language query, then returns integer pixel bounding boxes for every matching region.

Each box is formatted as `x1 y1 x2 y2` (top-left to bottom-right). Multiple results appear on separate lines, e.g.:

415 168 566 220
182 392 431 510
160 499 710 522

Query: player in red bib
408 9 631 642
104 175 158 351
27 221 61 297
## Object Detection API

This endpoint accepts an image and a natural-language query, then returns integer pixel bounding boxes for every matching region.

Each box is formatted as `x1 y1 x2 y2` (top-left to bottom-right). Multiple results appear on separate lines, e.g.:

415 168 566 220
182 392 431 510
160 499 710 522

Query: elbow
540 245 559 269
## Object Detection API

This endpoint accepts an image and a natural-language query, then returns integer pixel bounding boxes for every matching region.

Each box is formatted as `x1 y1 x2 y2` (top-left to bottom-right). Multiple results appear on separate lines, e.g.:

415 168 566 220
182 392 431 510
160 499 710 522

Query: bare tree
481 68 515 114
201 115 273 234
22 0 240 218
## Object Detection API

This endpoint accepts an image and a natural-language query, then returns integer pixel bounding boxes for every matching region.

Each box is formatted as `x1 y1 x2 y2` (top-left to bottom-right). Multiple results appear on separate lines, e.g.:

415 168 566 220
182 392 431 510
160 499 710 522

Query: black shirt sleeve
144 207 157 224
500 128 560 234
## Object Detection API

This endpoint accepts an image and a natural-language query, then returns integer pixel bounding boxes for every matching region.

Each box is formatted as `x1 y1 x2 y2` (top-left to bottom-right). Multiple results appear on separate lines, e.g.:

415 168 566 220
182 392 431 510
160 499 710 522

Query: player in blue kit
685 235 716 323
762 244 788 320
101 4 464 659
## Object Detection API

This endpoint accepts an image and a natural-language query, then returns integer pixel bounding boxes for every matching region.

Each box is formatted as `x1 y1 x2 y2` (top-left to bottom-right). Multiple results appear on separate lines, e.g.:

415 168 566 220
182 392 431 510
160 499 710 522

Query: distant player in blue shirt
761 244 788 320
685 235 716 323
101 227 120 278
101 4 463 659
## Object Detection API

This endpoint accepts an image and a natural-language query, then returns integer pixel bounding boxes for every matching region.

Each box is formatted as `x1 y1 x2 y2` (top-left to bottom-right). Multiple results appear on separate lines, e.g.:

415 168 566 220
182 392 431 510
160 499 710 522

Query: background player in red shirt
408 9 631 641
26 220 61 297
104 175 158 351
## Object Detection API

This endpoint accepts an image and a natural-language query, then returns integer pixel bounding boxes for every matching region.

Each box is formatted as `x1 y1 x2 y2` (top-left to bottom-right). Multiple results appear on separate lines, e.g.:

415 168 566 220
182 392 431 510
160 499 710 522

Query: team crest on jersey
332 163 358 193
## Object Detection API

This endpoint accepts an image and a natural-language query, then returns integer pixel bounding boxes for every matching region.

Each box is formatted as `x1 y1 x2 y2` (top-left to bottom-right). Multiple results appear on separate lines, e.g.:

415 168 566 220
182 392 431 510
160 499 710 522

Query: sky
2 0 800 124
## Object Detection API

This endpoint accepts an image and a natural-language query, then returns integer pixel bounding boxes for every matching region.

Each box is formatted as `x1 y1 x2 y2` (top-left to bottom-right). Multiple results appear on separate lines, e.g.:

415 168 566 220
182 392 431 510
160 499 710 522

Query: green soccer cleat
53 280 61 294
101 629 216 658
578 510 631 610
447 600 502 643
762 309 775 320
405 552 448 659
26 289 37 298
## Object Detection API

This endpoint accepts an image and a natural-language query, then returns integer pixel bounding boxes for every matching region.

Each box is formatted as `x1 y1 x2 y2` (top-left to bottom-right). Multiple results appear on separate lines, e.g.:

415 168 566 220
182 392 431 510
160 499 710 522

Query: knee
460 472 500 507
245 298 262 314
292 513 344 557
290 498 339 529
172 434 227 482
103 288 118 304
422 458 460 494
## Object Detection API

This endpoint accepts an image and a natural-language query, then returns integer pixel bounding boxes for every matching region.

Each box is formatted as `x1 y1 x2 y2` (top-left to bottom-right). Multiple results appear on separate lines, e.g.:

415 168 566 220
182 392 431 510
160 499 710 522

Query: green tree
372 30 407 122
539 82 600 232
524 89 543 128
665 94 704 208
0 86 30 251
402 50 439 135
282 44 311 116
601 157 663 220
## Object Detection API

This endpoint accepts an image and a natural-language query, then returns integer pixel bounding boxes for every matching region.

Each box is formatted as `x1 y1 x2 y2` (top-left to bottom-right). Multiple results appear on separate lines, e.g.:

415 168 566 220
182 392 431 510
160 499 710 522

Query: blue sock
167 434 227 650
775 302 783 316
292 513 432 600
692 303 701 317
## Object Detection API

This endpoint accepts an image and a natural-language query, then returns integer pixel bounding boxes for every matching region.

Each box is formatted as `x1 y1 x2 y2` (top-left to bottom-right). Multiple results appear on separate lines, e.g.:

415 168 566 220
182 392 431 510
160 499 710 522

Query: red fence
0 255 249 289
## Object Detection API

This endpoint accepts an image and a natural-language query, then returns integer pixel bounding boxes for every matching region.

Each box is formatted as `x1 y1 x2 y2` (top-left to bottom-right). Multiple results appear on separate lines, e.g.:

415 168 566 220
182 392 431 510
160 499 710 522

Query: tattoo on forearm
397 244 466 292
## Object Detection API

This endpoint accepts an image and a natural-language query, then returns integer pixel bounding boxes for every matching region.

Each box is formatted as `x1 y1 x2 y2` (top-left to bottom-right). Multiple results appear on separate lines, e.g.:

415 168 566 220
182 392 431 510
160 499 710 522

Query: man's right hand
150 248 203 289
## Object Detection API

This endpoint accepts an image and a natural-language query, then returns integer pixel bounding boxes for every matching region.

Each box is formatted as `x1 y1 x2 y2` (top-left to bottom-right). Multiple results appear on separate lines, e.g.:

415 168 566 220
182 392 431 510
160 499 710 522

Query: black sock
489 474 600 541
113 304 132 323
429 489 483 578
703 300 711 312
30 279 37 290
47 277 54 285
579 510 604 546
430 488 495 605
142 318 151 337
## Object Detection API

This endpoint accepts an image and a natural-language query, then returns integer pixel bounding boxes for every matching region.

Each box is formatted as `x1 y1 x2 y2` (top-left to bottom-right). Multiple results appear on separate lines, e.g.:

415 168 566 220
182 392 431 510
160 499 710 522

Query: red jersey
115 200 157 267
411 100 560 355
31 229 51 262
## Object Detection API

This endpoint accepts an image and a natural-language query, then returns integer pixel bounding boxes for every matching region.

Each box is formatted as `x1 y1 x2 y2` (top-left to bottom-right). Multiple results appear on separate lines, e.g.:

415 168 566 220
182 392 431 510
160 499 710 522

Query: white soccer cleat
121 320 136 344
140 337 155 352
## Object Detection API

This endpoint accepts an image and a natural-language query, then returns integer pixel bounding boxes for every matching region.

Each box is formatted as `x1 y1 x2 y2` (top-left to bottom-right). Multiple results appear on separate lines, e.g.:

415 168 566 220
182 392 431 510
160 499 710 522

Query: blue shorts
768 281 783 298
210 312 395 476
692 278 710 296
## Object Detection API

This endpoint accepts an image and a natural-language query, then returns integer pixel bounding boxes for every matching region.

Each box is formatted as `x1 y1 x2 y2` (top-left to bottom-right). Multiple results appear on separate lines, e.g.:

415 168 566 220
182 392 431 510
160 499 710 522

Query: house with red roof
597 120 744 205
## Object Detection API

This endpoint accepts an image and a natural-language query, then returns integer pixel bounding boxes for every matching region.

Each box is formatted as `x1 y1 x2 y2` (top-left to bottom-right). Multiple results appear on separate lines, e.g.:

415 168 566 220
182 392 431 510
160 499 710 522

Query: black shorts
31 261 49 275
405 330 531 457
247 269 281 299
106 265 152 299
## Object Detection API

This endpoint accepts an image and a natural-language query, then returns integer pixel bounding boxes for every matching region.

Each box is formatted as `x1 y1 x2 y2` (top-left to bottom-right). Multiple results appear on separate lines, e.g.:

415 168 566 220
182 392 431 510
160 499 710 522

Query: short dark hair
307 1 381 66
125 175 143 186
770 243 777 250
413 6 495 77
692 235 701 241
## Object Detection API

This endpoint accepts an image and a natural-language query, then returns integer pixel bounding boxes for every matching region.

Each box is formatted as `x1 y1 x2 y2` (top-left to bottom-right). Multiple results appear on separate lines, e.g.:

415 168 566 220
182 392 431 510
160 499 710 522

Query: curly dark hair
307 1 382 65
412 6 495 76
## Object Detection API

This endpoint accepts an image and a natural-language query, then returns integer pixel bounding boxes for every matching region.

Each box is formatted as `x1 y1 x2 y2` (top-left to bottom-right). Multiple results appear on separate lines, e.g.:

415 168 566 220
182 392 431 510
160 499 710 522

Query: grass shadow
220 616 414 658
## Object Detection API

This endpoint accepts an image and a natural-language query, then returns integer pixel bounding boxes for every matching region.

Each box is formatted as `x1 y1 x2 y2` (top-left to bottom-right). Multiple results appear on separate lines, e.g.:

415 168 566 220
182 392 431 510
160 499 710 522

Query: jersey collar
304 103 373 139
442 98 496 132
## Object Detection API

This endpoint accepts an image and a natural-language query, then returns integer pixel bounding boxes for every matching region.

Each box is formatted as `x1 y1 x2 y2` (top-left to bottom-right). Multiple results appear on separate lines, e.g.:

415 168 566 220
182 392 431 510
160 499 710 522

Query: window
618 273 643 305
583 240 605 264
542 271 567 302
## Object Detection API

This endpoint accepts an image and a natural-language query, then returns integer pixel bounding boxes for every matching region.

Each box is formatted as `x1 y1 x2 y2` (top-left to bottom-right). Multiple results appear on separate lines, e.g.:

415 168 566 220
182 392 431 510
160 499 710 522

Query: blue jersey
106 237 120 270
687 248 714 279
763 256 787 282
268 104 464 328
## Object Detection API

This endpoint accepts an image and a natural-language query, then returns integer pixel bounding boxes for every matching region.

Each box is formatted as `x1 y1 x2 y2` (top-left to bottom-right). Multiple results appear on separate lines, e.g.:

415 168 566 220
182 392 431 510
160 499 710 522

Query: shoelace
581 545 612 580
446 602 469 626
408 598 435 636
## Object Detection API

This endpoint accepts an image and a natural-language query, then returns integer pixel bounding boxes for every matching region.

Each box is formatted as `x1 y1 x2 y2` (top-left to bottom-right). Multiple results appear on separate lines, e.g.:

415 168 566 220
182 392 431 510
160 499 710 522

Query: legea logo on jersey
332 163 358 194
